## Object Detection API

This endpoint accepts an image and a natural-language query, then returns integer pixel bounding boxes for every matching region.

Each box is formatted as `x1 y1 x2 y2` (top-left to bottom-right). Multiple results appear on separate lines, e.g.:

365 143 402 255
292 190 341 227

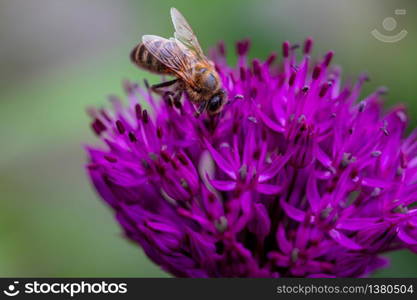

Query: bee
130 7 226 115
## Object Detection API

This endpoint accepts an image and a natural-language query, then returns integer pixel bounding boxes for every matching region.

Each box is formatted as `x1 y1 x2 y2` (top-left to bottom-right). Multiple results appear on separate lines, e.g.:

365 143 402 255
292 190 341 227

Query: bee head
196 67 218 91
207 90 226 115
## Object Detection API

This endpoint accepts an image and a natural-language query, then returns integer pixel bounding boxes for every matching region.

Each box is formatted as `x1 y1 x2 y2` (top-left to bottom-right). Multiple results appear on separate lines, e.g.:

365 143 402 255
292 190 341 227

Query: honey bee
130 7 226 115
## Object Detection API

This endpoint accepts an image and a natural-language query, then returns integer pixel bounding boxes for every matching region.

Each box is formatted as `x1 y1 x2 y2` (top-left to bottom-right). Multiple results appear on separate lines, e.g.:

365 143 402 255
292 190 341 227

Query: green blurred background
1 0 417 277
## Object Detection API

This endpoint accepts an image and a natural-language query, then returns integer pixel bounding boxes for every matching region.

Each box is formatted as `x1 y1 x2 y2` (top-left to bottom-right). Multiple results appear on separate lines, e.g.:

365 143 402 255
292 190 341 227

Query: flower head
86 38 417 277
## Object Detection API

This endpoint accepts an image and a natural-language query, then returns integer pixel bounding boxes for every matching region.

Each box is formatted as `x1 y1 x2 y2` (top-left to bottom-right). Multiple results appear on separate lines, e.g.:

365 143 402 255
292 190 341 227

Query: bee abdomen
131 43 173 75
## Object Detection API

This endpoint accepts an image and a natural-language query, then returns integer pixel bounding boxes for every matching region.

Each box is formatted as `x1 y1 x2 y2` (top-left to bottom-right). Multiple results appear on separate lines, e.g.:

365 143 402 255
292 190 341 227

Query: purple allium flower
86 38 417 277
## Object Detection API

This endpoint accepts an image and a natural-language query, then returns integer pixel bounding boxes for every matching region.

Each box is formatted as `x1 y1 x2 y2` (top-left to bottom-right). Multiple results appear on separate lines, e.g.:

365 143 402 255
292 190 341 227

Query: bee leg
151 79 179 95
195 101 208 117
171 90 183 109
173 89 183 101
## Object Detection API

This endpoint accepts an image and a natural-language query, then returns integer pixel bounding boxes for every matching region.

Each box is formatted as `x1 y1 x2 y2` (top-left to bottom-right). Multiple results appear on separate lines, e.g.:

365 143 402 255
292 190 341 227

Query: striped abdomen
130 43 174 75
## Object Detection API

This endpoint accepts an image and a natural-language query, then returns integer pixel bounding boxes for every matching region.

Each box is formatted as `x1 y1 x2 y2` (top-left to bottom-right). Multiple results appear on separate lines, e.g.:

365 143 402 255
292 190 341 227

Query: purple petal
329 229 362 250
397 226 417 245
204 138 237 180
280 199 305 222
256 183 283 195
259 153 290 183
209 178 237 191
336 218 383 231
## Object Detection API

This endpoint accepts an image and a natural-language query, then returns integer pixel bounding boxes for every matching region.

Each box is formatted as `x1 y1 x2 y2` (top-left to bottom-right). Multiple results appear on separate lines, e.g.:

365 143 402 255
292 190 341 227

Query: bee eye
205 73 216 90
207 94 224 113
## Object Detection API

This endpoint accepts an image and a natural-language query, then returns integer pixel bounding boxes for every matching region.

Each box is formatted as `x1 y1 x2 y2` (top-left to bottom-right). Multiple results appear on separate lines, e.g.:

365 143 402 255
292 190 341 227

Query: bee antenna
143 79 150 89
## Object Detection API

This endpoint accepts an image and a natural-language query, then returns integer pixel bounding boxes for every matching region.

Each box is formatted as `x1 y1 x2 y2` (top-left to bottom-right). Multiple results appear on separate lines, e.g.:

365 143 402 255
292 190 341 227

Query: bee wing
170 7 206 60
142 35 196 85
